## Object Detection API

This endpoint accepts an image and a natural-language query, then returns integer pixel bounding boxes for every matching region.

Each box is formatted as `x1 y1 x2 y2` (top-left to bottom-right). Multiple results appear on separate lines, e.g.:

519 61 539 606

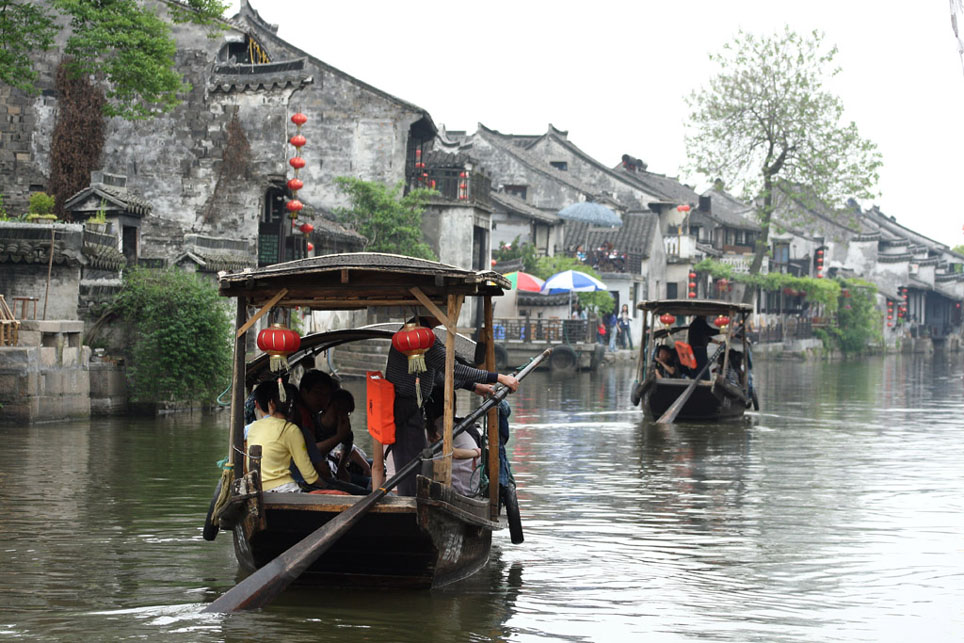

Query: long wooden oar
203 348 551 614
655 342 726 424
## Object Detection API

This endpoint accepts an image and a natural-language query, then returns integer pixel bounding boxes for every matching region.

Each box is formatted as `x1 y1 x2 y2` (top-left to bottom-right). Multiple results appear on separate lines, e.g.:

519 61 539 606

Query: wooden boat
209 252 516 589
631 299 757 422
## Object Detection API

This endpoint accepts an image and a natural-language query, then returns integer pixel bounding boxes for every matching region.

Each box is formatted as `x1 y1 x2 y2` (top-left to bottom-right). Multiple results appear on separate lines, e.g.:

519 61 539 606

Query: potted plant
26 191 58 223
86 199 109 233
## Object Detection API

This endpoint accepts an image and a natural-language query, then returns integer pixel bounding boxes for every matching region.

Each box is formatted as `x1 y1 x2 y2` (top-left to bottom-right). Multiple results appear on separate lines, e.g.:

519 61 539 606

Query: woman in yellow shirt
247 381 319 492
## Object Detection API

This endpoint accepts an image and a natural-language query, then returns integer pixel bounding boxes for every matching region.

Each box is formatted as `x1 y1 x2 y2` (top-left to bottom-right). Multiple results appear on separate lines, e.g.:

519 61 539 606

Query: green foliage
694 258 841 310
89 199 107 223
493 236 538 272
685 28 882 281
830 281 880 354
532 255 614 314
1 0 228 120
333 177 437 260
114 268 232 403
0 194 7 220
27 191 55 215
0 0 57 94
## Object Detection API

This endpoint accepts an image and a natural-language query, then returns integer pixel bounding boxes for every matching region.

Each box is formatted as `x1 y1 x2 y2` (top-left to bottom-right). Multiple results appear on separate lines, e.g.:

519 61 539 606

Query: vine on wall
49 60 106 218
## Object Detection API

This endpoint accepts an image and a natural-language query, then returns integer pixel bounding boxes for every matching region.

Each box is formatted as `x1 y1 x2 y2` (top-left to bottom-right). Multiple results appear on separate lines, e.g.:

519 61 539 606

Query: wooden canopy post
484 295 499 519
638 308 649 384
229 296 248 476
434 294 462 486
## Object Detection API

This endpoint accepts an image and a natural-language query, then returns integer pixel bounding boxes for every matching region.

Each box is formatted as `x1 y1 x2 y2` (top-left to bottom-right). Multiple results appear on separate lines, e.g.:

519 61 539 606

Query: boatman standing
379 316 519 496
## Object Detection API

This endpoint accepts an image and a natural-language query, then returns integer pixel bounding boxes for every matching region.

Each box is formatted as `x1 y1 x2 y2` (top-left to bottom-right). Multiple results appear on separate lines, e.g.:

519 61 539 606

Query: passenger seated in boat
247 380 319 493
687 316 721 379
654 345 679 379
380 315 519 496
427 419 483 497
320 389 372 490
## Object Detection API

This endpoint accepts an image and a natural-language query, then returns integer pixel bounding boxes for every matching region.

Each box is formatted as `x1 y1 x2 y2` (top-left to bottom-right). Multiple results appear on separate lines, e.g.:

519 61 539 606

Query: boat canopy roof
218 252 510 309
637 298 753 316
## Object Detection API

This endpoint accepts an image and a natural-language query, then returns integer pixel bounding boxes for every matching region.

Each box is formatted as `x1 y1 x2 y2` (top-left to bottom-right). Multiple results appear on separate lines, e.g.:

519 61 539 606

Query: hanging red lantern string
391 322 436 406
288 112 308 222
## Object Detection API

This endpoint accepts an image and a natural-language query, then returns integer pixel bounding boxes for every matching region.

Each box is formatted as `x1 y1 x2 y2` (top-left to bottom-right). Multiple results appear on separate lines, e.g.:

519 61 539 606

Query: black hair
329 388 355 415
254 380 298 418
300 369 336 394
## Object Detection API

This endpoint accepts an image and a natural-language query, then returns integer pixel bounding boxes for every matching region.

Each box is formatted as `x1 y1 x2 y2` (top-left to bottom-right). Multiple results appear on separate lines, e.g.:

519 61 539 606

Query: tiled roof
563 211 658 263
475 124 597 197
612 163 698 204
490 191 559 224
700 188 759 231
63 184 152 217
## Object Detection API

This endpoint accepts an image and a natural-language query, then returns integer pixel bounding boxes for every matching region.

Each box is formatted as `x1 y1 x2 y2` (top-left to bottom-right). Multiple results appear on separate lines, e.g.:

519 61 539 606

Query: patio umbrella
540 270 608 294
504 271 545 292
557 202 623 227
540 270 609 317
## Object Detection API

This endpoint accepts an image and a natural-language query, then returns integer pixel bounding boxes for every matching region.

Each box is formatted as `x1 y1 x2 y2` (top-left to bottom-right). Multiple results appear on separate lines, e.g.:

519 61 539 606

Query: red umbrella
504 271 545 292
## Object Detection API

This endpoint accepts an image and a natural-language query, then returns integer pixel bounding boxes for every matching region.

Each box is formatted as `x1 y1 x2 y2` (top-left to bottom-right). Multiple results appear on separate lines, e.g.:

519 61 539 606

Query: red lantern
659 313 676 326
286 199 303 213
688 292 697 298
299 223 314 235
306 242 314 252
291 112 308 126
887 322 893 327
817 249 824 255
688 272 697 279
392 322 436 406
491 258 496 266
289 134 307 148
676 204 691 212
713 315 730 328
287 178 304 191
887 314 893 320
289 157 306 169
257 323 301 372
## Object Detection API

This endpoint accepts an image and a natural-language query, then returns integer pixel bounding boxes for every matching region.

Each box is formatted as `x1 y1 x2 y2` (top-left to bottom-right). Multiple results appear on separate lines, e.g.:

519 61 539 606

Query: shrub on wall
114 268 231 404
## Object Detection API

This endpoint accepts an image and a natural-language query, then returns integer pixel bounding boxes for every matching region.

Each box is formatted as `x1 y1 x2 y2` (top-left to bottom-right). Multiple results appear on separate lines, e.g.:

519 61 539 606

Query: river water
1 355 962 641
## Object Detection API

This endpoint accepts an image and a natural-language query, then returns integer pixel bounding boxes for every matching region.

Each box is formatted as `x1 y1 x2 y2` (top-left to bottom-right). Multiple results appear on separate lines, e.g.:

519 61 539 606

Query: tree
333 177 437 260
114 267 232 404
0 0 228 120
685 28 883 302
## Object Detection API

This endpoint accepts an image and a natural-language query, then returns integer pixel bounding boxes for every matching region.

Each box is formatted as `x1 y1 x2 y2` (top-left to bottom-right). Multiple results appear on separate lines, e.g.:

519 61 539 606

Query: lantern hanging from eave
688 271 697 279
289 157 306 170
287 178 304 192
688 291 697 299
291 112 308 127
688 281 696 290
299 223 314 235
659 313 676 326
392 322 436 406
286 199 303 213
289 134 307 149
713 315 730 329
257 323 301 372
306 242 314 252
676 204 691 213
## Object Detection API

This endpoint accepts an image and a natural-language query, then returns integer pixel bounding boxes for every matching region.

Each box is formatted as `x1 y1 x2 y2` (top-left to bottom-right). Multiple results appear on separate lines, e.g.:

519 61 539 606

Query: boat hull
643 378 747 422
232 476 494 589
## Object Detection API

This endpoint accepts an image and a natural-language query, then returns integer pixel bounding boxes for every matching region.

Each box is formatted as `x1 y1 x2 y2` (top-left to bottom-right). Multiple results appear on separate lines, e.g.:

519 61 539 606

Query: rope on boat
210 458 234 527
216 384 232 407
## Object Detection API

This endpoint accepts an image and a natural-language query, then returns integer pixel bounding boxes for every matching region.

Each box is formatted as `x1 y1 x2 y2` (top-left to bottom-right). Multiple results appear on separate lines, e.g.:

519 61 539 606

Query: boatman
380 316 519 496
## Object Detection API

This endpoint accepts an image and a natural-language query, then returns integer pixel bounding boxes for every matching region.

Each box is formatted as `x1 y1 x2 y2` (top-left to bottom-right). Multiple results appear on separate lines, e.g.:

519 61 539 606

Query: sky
227 0 964 249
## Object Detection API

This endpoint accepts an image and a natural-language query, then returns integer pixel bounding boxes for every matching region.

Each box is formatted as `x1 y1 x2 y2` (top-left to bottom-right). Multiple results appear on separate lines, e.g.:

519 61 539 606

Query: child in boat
654 345 679 378
320 389 372 490
427 418 483 497
247 380 319 493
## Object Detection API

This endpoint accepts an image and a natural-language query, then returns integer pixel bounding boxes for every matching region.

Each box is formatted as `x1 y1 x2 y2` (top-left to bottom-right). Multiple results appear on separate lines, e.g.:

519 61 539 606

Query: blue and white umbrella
541 269 609 294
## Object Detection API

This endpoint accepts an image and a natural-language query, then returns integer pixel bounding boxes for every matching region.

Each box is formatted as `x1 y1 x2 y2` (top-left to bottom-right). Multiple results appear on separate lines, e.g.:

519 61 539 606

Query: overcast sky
228 1 964 248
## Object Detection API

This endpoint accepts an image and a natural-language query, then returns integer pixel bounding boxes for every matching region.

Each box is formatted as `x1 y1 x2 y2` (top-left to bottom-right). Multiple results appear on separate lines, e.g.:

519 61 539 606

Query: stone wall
0 320 90 424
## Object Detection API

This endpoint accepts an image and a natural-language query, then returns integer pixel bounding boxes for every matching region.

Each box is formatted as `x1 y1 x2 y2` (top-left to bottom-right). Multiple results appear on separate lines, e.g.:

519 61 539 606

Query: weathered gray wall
1 0 430 264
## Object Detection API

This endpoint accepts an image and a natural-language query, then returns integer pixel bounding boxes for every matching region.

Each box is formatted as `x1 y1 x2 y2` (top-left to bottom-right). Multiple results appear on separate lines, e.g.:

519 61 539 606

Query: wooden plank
434 294 458 486
340 269 349 283
236 288 288 338
410 287 456 334
484 295 499 519
229 297 248 477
